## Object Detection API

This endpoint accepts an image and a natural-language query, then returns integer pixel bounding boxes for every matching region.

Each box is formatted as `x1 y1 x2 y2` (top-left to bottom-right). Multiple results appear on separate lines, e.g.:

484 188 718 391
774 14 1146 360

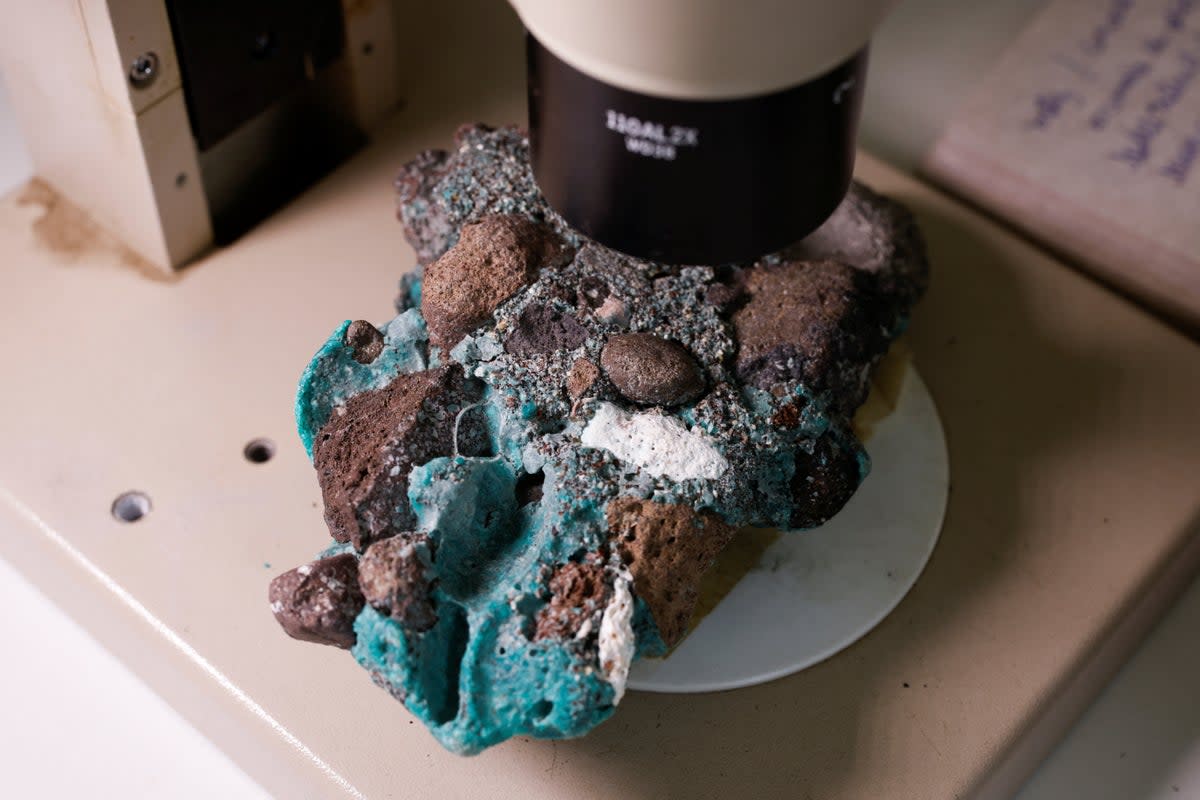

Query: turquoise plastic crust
295 278 858 755
295 309 429 459
297 300 670 755
352 455 620 752
343 451 667 753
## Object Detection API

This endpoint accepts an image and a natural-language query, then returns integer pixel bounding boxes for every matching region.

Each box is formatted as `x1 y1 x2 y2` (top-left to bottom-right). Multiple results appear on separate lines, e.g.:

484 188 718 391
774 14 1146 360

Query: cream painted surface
78 0 183 115
1 99 1198 798
339 0 402 129
0 0 210 271
2 2 1200 799
509 0 897 99
0 556 272 800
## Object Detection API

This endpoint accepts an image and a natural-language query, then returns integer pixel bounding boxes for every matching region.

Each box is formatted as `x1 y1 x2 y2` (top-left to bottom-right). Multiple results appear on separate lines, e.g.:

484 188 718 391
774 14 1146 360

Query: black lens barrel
527 35 868 265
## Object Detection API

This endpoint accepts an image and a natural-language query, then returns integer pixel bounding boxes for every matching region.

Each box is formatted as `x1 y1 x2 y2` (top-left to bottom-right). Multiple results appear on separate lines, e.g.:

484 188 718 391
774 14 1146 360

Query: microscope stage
2 31 1199 800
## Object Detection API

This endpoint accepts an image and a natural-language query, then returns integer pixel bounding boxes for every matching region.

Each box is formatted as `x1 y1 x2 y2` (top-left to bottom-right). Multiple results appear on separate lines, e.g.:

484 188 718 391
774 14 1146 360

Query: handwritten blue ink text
1028 90 1083 129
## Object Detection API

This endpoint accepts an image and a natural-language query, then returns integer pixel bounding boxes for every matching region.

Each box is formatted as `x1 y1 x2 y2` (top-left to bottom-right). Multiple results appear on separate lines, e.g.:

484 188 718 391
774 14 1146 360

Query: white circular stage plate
627 369 948 693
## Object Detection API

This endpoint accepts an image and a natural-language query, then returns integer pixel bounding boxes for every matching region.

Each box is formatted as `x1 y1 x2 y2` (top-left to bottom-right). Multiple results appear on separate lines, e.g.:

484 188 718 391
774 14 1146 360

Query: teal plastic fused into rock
295 310 429 458
270 124 929 756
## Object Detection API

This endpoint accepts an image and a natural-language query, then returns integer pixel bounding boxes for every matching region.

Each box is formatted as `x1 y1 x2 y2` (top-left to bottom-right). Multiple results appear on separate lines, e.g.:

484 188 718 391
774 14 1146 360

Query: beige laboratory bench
2 5 1199 799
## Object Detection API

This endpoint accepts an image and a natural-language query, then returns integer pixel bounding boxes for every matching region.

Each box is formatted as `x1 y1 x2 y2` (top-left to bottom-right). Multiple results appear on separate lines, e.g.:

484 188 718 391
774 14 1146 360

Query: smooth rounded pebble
600 333 705 407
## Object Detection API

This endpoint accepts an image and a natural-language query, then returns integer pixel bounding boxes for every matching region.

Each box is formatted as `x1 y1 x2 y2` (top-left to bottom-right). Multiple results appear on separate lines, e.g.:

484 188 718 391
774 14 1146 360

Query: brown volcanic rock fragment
421 214 571 350
790 434 862 529
704 266 747 313
600 333 706 407
566 358 601 401
359 533 439 632
787 181 929 307
344 320 385 364
535 561 611 640
394 148 452 264
732 259 890 415
606 498 738 646
574 275 609 309
771 396 809 430
269 553 364 649
504 303 588 357
312 365 484 550
274 126 935 755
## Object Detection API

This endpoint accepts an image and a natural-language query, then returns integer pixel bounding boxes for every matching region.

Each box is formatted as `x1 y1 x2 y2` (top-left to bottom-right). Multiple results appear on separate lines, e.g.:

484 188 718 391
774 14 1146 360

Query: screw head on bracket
128 52 159 89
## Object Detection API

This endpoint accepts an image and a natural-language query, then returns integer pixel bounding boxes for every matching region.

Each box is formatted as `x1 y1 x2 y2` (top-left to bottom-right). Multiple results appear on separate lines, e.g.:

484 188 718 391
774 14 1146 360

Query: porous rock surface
271 124 929 755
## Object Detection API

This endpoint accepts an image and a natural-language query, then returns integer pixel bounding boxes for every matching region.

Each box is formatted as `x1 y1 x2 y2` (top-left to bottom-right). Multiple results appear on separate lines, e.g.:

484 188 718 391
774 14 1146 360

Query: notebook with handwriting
923 0 1200 332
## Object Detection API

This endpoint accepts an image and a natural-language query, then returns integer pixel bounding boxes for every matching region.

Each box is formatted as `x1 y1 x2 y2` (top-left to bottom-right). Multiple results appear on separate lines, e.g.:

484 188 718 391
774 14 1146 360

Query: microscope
0 0 895 270
515 0 896 263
